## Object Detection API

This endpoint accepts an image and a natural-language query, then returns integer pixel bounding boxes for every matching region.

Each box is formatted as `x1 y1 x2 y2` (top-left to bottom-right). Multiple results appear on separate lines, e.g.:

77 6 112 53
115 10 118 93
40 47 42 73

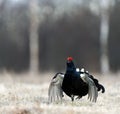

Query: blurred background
0 0 120 74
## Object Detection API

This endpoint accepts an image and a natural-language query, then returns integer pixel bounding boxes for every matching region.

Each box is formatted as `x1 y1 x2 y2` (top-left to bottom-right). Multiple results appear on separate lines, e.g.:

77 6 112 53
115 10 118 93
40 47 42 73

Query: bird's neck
66 62 76 73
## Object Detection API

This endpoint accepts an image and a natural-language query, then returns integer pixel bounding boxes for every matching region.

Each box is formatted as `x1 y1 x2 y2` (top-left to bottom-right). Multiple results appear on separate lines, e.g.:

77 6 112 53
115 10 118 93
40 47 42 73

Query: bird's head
67 57 73 63
66 57 76 71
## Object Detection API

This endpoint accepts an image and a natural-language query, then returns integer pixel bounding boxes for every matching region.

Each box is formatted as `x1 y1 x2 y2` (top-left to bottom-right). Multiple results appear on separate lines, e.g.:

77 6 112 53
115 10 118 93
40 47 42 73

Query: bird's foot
76 96 82 100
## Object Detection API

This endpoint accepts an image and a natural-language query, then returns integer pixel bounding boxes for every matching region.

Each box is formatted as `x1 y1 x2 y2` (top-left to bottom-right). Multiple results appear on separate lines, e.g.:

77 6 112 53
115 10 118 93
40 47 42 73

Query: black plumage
48 57 105 103
62 57 98 102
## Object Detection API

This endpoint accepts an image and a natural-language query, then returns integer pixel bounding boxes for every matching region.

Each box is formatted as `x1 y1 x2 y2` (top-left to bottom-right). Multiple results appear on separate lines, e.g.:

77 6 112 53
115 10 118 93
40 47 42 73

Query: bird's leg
71 95 74 102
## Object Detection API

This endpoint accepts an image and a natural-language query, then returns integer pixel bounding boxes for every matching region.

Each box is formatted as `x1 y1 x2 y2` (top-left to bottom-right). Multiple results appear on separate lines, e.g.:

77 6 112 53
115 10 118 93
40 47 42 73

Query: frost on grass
0 72 120 114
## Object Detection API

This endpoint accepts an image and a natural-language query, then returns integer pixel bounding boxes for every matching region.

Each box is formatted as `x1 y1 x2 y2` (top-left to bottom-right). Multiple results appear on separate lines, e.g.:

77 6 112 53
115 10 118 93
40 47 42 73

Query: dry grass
0 71 120 114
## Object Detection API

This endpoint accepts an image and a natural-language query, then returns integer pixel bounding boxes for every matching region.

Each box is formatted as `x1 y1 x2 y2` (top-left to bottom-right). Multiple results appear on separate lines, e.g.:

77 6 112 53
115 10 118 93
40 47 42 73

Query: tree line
0 0 120 73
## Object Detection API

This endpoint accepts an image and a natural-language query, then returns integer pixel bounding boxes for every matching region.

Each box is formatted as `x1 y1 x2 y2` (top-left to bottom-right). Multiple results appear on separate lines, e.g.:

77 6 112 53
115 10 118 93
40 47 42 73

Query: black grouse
48 57 105 103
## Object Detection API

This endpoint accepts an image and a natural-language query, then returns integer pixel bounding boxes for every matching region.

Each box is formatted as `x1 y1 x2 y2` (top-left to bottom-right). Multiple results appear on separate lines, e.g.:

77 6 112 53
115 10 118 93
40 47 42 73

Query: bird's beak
67 60 71 63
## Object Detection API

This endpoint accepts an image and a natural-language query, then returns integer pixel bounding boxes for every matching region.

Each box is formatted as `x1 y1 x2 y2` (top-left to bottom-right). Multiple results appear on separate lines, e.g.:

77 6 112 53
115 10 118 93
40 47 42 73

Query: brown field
0 72 120 114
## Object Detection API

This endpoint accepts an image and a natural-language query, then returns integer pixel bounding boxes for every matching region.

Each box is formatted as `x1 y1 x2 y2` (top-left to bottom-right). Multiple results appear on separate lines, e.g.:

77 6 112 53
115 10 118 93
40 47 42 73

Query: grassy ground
0 71 120 114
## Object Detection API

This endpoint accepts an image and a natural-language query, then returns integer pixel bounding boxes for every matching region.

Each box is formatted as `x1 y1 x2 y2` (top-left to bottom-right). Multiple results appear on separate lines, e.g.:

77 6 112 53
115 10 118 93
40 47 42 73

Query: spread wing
48 73 64 103
80 70 98 102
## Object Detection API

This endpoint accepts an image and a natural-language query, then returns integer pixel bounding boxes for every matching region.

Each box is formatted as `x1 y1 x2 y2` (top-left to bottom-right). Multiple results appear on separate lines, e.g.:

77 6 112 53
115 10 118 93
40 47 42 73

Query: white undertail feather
76 68 80 72
81 68 85 72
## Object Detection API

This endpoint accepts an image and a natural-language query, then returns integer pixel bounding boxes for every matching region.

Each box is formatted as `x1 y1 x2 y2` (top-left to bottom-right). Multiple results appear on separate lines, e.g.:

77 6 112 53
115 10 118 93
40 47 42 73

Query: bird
62 57 98 102
48 57 105 103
